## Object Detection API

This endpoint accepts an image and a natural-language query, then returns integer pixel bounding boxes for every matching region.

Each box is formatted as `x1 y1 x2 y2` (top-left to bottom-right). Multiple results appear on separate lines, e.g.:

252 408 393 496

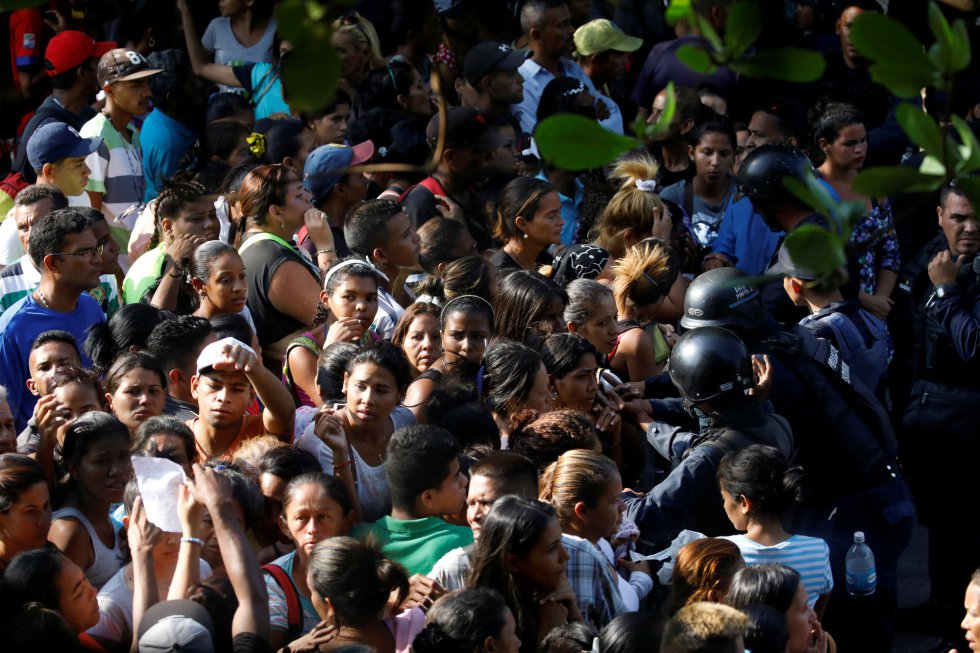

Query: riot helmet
680 267 766 331
668 326 755 404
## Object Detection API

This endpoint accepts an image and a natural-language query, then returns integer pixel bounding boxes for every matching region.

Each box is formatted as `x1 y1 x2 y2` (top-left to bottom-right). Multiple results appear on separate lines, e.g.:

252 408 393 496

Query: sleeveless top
240 235 319 348
51 507 124 589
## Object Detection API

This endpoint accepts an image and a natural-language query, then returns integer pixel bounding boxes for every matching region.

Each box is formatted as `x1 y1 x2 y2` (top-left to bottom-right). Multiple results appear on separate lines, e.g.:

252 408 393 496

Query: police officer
624 326 794 545
777 244 890 396
682 267 914 653
736 144 860 325
891 183 980 644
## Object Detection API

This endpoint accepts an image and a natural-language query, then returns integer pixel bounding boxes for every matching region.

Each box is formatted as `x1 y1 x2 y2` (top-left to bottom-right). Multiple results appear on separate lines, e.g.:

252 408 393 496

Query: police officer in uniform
624 326 794 545
737 143 861 325
891 183 980 645
682 267 914 653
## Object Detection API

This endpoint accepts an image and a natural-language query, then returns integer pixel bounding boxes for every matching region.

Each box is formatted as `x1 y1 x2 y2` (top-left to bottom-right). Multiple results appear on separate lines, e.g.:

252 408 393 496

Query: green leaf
896 103 944 157
951 19 973 71
954 177 980 212
676 44 717 74
852 166 945 197
926 2 969 73
728 47 825 82
920 155 947 176
640 82 677 141
850 12 935 95
866 64 935 98
850 12 933 70
693 14 725 54
724 1 762 57
535 114 639 172
665 0 692 25
950 116 980 172
275 0 341 112
784 225 847 275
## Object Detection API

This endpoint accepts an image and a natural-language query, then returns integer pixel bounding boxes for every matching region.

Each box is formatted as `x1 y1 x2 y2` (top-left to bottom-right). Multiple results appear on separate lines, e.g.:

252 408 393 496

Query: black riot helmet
668 326 755 404
680 267 766 331
737 143 814 207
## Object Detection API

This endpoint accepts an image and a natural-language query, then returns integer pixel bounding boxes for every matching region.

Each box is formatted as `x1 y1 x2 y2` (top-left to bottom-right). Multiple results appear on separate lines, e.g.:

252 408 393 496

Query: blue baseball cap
303 141 375 204
27 122 102 170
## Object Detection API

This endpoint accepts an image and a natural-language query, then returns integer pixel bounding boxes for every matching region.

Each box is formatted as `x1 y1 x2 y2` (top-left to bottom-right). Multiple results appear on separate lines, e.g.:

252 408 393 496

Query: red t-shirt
9 9 44 91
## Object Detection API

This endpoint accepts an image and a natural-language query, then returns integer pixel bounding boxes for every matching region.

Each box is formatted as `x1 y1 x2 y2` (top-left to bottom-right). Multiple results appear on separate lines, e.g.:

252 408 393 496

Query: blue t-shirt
141 109 198 203
0 292 104 431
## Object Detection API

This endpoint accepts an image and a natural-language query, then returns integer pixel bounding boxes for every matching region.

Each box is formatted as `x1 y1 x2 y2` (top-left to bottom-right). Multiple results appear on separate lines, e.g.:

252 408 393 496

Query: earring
522 232 529 240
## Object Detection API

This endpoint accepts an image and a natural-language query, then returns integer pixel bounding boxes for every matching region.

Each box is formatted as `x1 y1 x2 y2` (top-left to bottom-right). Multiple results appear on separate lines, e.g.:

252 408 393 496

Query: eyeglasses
52 243 105 259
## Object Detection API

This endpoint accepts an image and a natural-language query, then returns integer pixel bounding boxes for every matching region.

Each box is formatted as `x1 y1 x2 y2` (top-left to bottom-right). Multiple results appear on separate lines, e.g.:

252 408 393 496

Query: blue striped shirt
723 533 833 607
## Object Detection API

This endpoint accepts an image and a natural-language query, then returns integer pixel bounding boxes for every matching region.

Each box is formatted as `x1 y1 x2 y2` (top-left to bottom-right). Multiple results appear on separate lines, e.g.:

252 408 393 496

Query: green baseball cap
573 19 642 57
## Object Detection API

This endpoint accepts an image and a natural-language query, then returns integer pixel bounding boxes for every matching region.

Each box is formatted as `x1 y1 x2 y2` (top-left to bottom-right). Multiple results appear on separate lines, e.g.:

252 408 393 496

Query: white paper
132 456 187 533
629 530 706 585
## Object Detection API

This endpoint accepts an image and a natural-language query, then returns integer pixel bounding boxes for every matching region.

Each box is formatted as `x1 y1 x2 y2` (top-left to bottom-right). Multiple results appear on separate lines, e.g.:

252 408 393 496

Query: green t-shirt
352 516 474 577
122 243 167 304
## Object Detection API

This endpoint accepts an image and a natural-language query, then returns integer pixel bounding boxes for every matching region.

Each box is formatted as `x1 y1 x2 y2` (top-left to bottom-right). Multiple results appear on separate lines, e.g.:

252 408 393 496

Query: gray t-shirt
659 179 737 249
202 17 277 92
201 17 277 65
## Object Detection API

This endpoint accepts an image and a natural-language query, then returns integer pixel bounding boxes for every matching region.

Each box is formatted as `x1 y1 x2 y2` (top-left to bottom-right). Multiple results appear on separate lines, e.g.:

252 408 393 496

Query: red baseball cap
44 30 116 77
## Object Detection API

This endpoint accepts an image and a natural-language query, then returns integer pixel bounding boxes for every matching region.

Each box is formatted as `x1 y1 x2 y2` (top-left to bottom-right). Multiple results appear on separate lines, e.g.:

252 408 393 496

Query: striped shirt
723 533 834 607
80 113 145 248
0 254 119 318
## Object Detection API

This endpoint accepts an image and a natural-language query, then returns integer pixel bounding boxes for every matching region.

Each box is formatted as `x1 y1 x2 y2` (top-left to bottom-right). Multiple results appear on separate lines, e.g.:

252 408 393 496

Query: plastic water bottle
845 531 877 596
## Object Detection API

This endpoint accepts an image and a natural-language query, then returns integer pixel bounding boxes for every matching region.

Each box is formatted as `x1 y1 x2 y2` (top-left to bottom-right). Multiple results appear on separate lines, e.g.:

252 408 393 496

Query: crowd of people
0 0 978 651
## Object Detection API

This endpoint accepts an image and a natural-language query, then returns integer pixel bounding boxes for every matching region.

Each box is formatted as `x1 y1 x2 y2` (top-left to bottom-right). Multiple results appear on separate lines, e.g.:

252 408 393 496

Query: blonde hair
233 435 288 470
662 602 748 650
331 16 386 70
611 238 675 316
590 156 667 253
539 449 620 528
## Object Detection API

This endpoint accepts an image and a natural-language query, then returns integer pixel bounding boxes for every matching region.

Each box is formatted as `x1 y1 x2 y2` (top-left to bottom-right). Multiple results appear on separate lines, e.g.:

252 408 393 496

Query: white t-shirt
293 406 415 522
0 192 90 265
86 559 213 647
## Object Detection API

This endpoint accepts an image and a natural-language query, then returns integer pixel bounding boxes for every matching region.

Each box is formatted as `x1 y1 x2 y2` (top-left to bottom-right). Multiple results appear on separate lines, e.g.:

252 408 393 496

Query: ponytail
539 449 619 528
717 445 807 521
308 537 409 628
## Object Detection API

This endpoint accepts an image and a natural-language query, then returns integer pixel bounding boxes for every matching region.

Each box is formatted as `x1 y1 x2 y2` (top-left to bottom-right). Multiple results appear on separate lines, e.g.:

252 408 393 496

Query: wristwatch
934 282 958 299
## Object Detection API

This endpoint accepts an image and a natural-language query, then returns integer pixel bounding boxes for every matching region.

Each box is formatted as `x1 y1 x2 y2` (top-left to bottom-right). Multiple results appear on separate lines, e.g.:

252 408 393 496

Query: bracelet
168 267 184 279
317 248 337 256
180 536 205 546
333 459 356 470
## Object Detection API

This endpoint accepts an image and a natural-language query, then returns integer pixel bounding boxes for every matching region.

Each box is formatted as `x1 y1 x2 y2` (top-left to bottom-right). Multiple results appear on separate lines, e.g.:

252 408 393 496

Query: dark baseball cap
97 48 162 87
425 107 507 150
44 30 116 76
27 122 102 170
773 244 819 281
463 41 529 86
303 141 376 204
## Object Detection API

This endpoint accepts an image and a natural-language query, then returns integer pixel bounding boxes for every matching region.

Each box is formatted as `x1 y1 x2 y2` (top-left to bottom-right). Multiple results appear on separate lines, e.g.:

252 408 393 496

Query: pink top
387 607 426 653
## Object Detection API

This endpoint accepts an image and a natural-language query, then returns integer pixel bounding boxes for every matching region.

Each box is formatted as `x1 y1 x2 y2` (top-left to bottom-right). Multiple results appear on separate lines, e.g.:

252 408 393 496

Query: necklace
101 111 146 208
350 431 386 464
35 288 50 308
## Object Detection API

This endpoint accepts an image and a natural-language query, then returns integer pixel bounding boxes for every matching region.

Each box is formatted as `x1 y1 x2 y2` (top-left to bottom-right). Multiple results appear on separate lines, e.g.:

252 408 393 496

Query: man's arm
187 465 270 641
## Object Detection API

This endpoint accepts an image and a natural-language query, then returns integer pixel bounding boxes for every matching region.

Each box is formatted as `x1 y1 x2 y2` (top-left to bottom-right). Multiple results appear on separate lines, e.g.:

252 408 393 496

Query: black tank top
241 236 319 346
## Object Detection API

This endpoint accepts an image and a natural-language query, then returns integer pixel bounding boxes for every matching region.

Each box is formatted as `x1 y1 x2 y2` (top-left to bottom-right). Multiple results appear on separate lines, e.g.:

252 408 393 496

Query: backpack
262 563 303 641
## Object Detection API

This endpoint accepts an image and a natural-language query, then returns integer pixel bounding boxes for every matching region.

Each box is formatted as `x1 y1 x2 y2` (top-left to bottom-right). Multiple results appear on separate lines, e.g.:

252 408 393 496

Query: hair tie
635 179 657 192
247 132 266 158
440 294 495 322
323 258 383 286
